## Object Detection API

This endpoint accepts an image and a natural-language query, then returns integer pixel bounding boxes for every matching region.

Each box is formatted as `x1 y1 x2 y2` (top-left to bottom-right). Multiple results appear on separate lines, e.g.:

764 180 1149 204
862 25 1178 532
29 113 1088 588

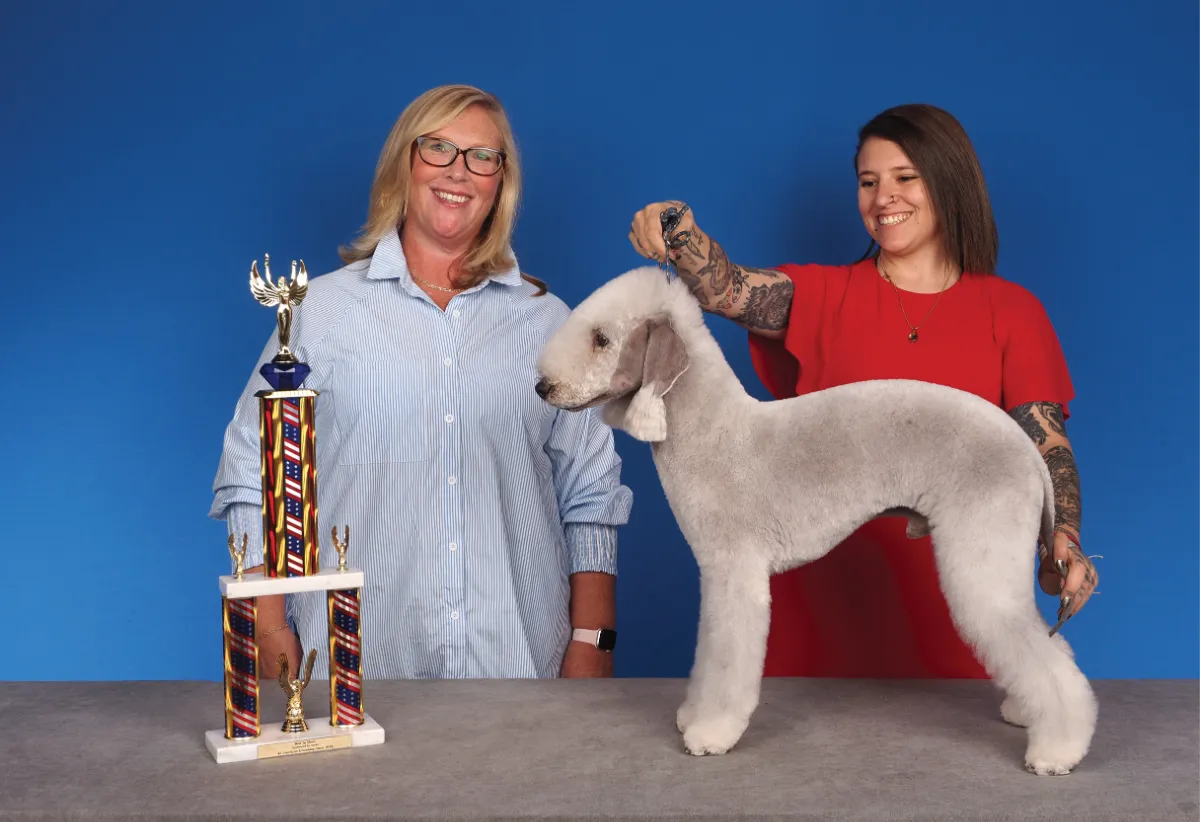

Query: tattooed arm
1009 401 1096 623
1010 401 1081 540
628 201 795 339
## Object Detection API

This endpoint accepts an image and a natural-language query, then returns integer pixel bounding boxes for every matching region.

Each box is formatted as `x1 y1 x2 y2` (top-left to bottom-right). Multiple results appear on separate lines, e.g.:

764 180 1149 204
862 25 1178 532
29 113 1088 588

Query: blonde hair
340 84 543 293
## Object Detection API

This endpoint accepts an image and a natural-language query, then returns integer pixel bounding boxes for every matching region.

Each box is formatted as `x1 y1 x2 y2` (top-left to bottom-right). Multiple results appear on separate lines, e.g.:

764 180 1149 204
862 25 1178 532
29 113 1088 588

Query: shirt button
448 476 456 485
452 309 461 318
449 542 457 552
444 414 454 424
450 610 459 620
443 356 452 367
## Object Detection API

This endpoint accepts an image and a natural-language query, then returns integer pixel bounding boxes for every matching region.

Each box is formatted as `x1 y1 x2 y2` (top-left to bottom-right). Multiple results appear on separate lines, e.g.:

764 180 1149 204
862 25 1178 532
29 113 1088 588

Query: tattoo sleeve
1009 401 1081 538
675 230 793 334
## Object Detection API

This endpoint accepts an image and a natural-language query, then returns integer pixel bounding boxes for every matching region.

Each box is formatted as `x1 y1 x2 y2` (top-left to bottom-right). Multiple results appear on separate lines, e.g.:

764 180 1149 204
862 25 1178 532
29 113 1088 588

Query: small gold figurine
227 533 248 580
331 525 350 572
249 254 309 366
277 649 318 733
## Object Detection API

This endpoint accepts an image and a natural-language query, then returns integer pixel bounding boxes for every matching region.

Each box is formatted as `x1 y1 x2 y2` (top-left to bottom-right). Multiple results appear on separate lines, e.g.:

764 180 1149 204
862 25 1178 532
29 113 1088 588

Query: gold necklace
411 271 466 293
877 258 954 343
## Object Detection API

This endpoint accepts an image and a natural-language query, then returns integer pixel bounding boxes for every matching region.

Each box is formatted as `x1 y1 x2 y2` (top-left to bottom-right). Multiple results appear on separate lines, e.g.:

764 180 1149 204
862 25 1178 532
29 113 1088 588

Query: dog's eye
594 331 609 348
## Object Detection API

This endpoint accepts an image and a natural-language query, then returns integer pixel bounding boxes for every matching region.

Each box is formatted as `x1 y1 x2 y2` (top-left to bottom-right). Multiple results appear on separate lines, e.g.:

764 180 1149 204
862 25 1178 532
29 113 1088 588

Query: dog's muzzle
534 377 552 399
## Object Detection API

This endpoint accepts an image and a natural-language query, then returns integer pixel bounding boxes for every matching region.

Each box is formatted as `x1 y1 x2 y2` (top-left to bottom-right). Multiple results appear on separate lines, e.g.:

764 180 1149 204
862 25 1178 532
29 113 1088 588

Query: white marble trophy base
205 715 385 764
219 567 365 599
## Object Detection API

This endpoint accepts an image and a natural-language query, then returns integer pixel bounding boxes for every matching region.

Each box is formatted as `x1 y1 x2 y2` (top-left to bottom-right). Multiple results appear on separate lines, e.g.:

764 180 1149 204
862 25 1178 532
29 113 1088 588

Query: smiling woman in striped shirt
211 85 633 680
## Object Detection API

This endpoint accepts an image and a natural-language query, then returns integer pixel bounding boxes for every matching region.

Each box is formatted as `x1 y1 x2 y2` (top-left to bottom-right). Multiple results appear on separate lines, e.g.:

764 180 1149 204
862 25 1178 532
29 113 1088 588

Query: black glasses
415 136 505 176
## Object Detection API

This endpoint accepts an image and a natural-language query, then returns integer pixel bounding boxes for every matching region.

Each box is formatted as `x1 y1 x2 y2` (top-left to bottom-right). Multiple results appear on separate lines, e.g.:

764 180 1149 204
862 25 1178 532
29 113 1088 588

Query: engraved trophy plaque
204 255 384 764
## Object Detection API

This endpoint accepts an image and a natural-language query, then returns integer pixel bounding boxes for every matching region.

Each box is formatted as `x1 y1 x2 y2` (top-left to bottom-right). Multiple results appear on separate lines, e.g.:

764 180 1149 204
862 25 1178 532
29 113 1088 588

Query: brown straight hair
854 104 999 275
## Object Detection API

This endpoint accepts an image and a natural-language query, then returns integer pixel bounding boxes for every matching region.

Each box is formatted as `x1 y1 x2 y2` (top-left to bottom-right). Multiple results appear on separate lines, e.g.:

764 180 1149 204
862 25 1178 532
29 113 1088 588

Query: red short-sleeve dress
747 259 1074 678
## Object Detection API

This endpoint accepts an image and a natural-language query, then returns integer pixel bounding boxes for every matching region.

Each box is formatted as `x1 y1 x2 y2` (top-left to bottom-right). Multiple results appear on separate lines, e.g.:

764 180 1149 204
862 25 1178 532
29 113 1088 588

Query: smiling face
405 104 505 251
856 136 940 259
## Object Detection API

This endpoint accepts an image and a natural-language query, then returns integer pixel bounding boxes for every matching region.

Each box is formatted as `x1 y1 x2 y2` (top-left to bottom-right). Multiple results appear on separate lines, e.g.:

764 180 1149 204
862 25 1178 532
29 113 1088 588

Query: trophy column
222 594 260 738
260 389 320 578
328 527 364 727
205 255 384 764
328 588 364 726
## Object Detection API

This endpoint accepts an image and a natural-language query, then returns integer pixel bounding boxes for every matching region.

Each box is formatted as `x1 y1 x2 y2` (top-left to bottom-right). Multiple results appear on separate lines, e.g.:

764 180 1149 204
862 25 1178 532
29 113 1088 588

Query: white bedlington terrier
534 266 1097 776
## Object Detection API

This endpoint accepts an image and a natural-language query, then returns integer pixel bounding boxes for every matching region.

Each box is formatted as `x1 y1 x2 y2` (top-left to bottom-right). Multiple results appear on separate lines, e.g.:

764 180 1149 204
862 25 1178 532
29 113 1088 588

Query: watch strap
572 627 616 651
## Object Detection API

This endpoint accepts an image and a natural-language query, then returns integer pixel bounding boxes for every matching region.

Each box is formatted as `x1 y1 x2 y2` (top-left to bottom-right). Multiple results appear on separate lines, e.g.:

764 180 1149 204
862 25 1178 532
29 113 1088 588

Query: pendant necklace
878 258 954 343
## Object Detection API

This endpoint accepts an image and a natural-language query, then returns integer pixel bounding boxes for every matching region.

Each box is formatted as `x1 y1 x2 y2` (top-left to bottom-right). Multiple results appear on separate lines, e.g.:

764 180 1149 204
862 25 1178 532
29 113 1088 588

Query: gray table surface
0 678 1195 821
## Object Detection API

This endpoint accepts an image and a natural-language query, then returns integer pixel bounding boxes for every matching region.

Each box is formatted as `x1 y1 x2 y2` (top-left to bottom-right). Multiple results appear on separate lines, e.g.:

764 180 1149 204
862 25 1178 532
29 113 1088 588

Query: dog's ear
616 316 689 443
608 317 653 397
642 319 689 396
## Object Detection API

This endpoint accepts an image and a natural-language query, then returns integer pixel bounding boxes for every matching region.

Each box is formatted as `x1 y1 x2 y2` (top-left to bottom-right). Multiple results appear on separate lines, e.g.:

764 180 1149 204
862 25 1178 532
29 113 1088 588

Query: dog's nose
534 377 552 399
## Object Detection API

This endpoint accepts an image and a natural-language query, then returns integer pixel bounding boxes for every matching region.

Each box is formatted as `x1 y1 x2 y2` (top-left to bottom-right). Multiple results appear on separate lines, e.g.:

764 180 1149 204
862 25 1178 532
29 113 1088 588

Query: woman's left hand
560 642 614 678
1038 531 1098 632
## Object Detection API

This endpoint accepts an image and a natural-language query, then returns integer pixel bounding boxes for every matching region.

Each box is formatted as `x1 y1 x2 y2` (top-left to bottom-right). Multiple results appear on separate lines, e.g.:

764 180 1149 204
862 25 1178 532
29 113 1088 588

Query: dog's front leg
679 557 771 756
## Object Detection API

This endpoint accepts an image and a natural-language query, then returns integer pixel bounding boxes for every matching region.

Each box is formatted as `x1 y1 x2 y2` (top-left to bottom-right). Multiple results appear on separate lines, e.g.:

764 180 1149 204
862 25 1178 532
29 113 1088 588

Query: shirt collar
366 227 523 295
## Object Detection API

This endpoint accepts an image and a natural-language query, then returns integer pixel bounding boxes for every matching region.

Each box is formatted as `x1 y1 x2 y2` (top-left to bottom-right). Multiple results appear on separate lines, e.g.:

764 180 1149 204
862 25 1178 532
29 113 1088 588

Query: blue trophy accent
261 361 311 391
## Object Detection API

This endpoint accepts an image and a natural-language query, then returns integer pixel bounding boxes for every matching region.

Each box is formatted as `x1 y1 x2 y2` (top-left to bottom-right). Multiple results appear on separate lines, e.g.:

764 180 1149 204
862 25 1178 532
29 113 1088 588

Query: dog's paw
682 714 748 756
1024 737 1086 776
1000 694 1031 728
676 701 699 734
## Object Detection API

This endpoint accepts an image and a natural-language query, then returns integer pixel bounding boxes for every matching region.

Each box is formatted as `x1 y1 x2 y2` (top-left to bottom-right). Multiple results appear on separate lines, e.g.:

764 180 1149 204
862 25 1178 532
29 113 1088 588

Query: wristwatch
572 627 617 652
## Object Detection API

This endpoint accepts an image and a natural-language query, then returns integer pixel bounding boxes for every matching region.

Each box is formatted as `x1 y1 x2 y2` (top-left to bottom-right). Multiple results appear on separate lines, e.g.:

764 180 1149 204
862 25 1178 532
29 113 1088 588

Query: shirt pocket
333 358 433 464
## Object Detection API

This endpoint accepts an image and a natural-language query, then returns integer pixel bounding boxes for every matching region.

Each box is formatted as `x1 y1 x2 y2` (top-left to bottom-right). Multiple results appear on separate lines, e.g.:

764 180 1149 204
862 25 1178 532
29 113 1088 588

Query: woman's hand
257 625 302 679
626 201 794 337
629 200 699 265
1039 531 1098 634
560 642 613 678
1010 401 1097 634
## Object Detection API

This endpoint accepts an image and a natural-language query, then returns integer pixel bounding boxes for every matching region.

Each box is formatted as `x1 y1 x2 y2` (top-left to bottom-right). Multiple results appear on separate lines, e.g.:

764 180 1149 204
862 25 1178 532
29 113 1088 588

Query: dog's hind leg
678 555 771 756
931 517 1097 776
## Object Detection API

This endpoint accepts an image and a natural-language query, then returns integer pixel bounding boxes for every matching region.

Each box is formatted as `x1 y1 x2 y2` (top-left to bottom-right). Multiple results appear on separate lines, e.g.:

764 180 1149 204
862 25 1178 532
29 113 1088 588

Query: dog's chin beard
556 389 628 412
552 384 633 410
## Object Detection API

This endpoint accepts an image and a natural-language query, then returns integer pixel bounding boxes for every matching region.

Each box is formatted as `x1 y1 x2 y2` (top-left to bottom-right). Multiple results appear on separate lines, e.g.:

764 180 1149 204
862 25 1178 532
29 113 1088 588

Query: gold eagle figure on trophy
277 649 318 733
249 253 309 366
227 533 248 579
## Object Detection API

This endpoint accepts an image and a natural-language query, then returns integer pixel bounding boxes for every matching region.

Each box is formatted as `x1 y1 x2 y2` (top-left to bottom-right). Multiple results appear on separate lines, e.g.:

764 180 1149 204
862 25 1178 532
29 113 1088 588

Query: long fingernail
1058 595 1072 618
1054 559 1069 577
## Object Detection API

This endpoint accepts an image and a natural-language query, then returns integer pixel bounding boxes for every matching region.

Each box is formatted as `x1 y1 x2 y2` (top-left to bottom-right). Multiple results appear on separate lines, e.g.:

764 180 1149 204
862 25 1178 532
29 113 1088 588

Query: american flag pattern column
223 595 260 739
328 588 364 726
259 390 320 578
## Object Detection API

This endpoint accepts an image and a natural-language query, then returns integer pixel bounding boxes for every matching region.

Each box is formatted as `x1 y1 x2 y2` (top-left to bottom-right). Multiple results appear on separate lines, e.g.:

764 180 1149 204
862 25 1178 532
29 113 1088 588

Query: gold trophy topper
227 534 248 580
332 525 350 572
278 649 318 733
249 253 308 366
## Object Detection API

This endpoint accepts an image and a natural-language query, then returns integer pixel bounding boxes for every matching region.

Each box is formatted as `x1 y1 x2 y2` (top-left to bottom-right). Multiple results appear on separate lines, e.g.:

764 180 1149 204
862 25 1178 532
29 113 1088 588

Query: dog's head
535 268 690 442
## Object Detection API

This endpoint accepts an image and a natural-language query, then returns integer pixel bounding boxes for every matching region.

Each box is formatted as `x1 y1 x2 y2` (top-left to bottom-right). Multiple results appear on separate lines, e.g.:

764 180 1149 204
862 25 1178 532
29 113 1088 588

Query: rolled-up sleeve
544 405 633 576
208 334 279 569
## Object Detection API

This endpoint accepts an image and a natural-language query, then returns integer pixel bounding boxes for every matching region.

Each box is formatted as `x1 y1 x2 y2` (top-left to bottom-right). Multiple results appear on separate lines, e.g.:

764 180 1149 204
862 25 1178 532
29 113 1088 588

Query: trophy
204 254 385 764
278 650 318 732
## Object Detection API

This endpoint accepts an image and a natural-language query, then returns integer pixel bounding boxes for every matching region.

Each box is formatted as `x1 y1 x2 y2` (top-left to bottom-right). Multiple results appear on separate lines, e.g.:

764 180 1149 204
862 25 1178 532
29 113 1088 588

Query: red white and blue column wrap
223 595 260 739
328 588 364 726
259 391 320 578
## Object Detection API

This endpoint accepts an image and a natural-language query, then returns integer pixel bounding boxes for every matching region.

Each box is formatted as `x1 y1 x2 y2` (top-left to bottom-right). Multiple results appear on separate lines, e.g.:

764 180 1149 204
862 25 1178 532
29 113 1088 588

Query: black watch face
596 629 617 652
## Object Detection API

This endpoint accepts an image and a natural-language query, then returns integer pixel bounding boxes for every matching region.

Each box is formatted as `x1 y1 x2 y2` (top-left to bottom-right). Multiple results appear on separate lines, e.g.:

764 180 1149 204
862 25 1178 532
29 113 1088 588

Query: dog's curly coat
535 266 1097 775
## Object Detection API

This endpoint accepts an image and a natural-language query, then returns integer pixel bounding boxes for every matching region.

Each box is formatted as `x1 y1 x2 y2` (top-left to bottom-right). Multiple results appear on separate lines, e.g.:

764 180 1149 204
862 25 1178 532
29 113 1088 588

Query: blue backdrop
2 0 1195 681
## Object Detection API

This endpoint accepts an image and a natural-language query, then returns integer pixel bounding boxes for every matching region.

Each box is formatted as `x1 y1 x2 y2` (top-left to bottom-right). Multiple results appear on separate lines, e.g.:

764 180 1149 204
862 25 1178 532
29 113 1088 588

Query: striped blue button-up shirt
209 229 633 679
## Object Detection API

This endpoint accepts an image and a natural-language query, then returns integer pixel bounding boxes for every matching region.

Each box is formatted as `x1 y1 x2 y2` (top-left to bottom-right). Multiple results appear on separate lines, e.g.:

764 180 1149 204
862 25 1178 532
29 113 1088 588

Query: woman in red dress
628 103 1097 679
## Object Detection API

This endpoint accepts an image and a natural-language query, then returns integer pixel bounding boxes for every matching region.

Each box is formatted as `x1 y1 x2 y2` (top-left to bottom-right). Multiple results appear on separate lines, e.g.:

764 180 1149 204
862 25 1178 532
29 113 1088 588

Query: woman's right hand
626 200 794 338
257 626 302 679
629 200 700 265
